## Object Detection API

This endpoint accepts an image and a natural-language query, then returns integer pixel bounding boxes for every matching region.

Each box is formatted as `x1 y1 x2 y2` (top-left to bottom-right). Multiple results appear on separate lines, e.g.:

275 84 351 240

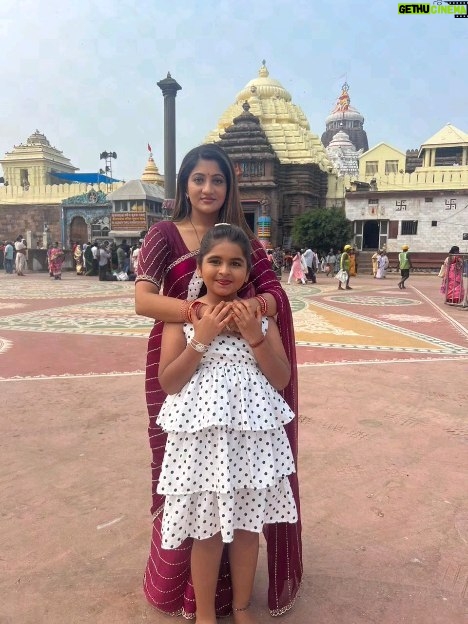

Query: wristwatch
189 338 209 353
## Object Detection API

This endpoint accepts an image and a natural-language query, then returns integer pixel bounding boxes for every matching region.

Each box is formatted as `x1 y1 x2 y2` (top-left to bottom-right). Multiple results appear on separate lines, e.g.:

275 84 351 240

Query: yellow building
358 143 406 180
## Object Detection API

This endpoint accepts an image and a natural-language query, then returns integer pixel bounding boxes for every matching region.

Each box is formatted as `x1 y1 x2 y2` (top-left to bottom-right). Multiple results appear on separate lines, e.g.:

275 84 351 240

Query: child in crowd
157 224 298 624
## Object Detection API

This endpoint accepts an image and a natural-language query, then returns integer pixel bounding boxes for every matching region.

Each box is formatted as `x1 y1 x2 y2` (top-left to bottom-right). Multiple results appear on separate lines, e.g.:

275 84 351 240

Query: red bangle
254 295 267 315
187 300 204 322
249 336 265 349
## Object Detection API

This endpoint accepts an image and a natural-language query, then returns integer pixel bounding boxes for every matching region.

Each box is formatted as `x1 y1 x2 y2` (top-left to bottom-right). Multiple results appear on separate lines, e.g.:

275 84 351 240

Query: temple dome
321 83 368 152
327 130 357 149
236 63 293 103
326 130 362 177
141 152 164 187
26 130 51 147
205 62 331 171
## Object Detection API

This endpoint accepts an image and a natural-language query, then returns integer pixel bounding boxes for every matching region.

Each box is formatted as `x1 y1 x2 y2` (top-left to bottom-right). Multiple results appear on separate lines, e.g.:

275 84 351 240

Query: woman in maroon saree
135 144 302 619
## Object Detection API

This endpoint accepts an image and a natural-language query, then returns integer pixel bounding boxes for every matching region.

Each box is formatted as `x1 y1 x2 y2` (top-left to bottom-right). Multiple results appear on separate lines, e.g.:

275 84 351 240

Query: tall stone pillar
157 73 182 199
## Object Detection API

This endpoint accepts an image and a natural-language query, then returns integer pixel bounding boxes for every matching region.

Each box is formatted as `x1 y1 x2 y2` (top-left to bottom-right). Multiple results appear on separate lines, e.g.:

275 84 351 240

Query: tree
291 207 353 254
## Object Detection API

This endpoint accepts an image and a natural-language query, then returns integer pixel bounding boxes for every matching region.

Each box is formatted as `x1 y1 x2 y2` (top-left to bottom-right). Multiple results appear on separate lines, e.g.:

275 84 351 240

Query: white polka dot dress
157 318 298 549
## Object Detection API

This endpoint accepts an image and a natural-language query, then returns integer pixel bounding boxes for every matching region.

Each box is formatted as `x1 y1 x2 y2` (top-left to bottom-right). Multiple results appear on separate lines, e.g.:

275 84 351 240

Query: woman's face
186 159 227 219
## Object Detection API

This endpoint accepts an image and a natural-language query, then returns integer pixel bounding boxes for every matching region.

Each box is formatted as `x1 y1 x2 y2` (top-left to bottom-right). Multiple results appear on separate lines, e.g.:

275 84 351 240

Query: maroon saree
136 221 302 618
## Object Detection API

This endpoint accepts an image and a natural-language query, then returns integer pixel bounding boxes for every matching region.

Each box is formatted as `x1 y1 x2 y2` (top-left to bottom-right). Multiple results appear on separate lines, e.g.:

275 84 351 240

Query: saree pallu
136 221 302 618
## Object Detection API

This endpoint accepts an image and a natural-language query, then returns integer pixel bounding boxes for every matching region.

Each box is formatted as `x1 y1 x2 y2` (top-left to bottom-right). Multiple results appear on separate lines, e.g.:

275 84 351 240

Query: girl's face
199 240 249 301
186 159 227 220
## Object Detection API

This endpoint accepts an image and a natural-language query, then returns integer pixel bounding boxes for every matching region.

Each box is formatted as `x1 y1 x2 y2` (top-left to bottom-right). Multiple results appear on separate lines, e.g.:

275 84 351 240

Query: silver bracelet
189 338 209 353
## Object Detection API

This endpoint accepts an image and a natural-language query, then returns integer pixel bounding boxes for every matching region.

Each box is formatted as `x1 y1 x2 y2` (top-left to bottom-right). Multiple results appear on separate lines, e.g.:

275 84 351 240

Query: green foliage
291 207 353 254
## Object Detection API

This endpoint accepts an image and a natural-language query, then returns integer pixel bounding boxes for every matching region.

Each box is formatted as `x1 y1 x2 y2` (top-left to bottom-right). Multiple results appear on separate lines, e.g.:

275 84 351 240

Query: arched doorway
70 216 88 246
363 221 379 249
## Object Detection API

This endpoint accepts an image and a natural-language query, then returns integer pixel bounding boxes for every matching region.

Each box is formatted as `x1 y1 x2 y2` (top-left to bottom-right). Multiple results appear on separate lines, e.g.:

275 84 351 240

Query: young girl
157 224 298 624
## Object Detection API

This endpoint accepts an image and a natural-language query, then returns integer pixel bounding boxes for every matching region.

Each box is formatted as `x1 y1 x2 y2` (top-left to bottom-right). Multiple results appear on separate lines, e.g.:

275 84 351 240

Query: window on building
20 168 29 187
401 220 418 235
425 197 433 203
365 161 378 175
114 200 129 212
431 221 437 227
368 198 379 205
384 160 399 174
130 200 144 212
388 221 399 239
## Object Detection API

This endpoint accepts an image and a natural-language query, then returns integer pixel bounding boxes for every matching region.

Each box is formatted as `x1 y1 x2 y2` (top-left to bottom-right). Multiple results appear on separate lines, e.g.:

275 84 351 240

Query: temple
0 130 78 188
206 61 332 247
321 83 369 153
325 130 362 178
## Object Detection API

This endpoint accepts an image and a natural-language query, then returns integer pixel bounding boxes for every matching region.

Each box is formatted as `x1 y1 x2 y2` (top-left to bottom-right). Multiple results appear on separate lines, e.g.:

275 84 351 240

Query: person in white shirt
302 247 315 283
14 235 27 276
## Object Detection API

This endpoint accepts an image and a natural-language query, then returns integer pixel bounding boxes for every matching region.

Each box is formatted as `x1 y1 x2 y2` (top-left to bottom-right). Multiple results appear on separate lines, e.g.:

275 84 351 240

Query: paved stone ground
0 270 467 624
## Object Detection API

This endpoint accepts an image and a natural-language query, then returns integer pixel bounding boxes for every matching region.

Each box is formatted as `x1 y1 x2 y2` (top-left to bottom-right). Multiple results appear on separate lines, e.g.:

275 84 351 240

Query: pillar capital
157 72 182 98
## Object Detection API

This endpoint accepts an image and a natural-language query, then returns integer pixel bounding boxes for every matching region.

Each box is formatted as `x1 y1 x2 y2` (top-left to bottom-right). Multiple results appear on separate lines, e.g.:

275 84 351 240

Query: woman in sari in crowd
135 144 302 621
74 243 84 275
441 245 465 305
48 242 65 280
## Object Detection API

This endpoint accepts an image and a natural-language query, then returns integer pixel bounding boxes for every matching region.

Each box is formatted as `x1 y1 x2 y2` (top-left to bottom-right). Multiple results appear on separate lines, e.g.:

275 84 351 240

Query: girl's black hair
197 224 252 272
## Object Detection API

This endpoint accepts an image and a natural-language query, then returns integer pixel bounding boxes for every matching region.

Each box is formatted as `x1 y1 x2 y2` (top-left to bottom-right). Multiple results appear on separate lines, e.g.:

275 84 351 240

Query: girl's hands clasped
230 300 263 345
192 301 234 346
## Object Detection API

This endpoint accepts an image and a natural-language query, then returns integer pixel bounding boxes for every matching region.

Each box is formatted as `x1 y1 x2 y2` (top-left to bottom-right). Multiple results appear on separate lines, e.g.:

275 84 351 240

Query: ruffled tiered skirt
157 360 298 549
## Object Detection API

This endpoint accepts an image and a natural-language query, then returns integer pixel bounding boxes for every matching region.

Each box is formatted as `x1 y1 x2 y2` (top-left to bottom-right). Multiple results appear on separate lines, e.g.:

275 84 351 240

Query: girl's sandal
233 603 250 612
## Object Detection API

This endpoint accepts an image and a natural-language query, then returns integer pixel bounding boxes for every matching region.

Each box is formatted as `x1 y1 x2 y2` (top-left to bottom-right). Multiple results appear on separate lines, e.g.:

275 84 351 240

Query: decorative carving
63 190 108 205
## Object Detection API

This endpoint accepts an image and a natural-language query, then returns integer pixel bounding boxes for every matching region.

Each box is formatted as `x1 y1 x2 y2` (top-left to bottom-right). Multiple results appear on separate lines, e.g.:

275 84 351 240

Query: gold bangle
180 300 190 322
254 294 267 315
249 336 265 349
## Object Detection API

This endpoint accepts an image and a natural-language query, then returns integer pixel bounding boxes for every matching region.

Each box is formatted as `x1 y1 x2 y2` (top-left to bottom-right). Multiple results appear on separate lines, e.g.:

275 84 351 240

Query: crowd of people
71 239 141 281
265 245 361 290
0 235 28 275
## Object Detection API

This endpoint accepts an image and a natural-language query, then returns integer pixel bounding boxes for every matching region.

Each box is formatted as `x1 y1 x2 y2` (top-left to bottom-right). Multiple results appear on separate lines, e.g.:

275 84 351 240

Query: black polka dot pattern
157 318 298 549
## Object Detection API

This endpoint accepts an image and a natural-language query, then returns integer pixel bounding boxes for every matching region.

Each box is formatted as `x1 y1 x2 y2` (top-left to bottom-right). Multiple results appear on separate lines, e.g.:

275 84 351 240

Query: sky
1 0 467 183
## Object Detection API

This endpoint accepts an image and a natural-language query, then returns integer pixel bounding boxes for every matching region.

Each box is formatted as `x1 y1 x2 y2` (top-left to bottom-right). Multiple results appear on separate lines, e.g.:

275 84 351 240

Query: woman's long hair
171 144 254 239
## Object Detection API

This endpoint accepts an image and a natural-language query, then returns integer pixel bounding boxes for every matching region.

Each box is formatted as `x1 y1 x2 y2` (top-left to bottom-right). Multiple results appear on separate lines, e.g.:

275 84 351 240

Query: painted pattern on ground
0 278 132 299
1 275 468 380
0 298 153 337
